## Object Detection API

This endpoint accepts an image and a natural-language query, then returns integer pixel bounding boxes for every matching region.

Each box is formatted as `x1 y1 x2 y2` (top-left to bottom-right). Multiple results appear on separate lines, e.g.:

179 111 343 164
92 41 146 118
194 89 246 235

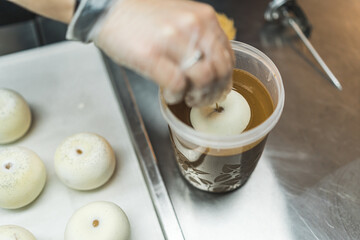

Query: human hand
96 0 234 107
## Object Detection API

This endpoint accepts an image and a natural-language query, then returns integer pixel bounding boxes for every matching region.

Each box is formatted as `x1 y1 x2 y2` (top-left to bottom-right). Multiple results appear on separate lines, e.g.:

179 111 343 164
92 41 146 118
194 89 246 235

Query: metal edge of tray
101 53 185 240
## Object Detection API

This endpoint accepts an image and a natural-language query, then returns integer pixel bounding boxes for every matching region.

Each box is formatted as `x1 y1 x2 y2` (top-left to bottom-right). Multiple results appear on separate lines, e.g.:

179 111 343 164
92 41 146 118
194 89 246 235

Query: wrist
66 0 115 43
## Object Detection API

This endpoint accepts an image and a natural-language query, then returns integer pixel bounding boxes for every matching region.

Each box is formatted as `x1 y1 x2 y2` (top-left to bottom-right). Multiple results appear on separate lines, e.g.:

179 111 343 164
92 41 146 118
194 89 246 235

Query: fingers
179 30 232 84
180 16 233 107
157 23 196 64
146 56 186 93
163 88 186 105
184 59 215 88
201 20 234 79
184 78 230 107
97 0 234 107
208 40 233 83
156 2 234 90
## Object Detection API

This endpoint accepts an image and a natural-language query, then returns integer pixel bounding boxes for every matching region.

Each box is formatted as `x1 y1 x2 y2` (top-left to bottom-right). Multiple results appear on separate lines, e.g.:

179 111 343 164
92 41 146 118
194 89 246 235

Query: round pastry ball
0 88 31 144
190 90 251 136
54 133 116 190
0 147 46 209
65 201 130 240
0 225 36 240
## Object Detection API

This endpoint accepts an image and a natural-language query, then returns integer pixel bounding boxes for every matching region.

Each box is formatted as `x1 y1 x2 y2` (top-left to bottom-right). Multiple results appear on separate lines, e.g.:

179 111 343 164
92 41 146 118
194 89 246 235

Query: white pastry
54 133 116 190
0 147 46 209
0 225 36 240
65 201 130 240
190 90 251 136
0 89 31 144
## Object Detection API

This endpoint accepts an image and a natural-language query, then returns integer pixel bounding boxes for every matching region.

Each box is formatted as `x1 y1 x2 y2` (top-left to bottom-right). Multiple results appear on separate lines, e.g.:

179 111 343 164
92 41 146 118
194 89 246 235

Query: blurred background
0 0 67 55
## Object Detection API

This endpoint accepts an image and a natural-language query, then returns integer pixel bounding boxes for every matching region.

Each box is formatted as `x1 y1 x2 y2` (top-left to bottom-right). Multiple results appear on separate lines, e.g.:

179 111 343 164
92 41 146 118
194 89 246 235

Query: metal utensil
265 0 343 90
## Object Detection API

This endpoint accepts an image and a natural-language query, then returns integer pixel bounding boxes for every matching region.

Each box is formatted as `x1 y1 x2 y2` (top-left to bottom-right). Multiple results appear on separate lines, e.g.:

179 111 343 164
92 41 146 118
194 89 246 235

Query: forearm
8 0 75 23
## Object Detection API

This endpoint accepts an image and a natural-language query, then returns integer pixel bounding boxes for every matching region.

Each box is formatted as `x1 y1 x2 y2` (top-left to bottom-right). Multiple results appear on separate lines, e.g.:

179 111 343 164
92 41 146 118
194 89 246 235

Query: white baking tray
0 42 164 240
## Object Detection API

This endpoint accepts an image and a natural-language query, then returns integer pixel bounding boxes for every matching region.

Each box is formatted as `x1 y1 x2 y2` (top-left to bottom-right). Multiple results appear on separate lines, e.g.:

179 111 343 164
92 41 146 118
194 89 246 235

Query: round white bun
190 90 251 136
54 133 116 190
0 225 36 240
0 147 46 209
65 201 130 240
0 88 31 144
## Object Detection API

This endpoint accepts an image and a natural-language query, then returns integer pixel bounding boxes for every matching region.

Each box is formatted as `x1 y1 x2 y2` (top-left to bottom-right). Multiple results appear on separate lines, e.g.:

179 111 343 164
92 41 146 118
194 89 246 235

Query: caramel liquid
169 69 274 131
167 69 276 192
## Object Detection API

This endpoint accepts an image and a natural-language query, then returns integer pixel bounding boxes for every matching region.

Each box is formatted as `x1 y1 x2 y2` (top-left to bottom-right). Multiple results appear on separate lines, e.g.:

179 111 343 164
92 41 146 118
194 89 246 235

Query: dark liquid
168 69 275 192
169 69 274 131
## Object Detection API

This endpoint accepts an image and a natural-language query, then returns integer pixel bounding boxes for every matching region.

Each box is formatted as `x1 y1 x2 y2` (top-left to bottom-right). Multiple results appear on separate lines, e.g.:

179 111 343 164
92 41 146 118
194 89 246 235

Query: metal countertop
106 0 360 239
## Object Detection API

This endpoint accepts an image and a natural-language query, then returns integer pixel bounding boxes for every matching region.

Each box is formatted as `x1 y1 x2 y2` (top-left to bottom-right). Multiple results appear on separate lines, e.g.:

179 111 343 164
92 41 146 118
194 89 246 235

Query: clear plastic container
159 41 285 192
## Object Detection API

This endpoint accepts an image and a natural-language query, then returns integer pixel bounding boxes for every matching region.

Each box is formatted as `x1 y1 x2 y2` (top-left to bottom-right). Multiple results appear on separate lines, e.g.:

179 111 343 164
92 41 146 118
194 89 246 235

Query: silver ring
181 50 203 70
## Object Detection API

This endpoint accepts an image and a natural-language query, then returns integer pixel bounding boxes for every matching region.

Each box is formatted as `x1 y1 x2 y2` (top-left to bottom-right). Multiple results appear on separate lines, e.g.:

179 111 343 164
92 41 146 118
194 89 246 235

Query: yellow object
216 12 236 40
186 0 236 40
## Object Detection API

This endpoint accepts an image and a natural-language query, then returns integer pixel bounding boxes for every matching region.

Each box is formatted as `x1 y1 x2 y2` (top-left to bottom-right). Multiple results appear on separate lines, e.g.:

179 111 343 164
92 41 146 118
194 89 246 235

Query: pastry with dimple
54 133 116 190
0 225 36 240
190 90 251 136
0 147 46 209
0 88 31 144
65 201 130 240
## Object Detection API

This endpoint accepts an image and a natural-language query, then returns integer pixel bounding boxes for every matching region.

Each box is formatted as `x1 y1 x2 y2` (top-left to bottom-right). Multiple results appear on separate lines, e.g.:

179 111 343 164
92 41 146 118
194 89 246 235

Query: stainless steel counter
1 0 359 239
103 0 360 239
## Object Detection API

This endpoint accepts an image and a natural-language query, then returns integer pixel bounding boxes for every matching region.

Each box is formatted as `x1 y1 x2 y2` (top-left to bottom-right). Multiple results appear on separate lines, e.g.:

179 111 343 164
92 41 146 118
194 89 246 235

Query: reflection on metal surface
306 162 360 239
0 21 39 55
102 55 184 240
0 17 66 56
277 156 360 239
